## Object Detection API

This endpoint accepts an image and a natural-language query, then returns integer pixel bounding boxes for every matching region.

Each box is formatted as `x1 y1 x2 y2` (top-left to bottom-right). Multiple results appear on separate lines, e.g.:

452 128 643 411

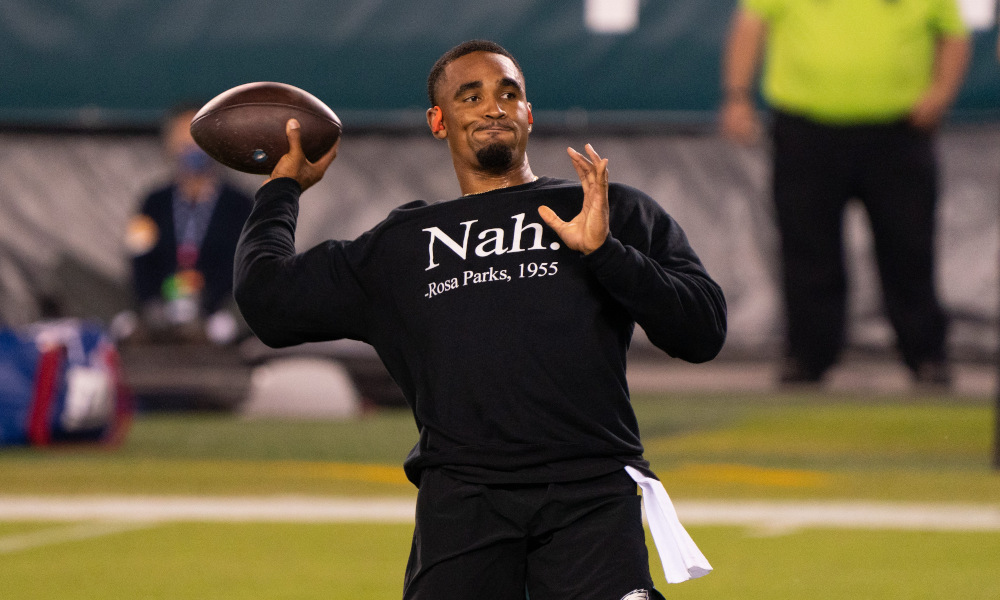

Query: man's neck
457 164 537 197
178 176 218 204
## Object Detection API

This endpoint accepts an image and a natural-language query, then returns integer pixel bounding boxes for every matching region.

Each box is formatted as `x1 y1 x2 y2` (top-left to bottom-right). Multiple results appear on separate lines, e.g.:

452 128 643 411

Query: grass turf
2 521 413 600
2 391 999 599
0 392 996 501
3 523 999 600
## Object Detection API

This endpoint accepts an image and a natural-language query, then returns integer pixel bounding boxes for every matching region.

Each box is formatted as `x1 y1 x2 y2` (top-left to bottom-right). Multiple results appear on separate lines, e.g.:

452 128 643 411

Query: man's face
165 110 200 158
165 110 215 178
434 51 532 174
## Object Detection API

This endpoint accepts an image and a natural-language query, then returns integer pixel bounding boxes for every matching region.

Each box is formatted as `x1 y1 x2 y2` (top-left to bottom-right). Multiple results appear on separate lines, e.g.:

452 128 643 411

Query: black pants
771 110 948 374
403 468 661 600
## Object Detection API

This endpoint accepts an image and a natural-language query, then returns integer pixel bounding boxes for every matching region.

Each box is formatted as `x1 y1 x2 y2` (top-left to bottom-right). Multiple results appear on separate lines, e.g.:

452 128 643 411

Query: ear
427 106 446 138
527 103 533 125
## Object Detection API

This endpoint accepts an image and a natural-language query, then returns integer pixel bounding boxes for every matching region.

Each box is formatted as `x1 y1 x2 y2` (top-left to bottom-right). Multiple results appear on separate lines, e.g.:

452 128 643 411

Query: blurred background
1 0 999 410
2 3 1000 598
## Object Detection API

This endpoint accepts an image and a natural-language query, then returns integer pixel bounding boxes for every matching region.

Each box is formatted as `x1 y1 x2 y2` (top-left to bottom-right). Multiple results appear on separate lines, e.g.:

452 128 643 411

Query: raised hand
538 144 609 255
264 119 339 191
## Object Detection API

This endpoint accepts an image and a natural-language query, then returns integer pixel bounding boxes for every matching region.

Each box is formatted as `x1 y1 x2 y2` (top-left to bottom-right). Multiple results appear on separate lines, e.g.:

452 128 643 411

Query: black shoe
912 361 952 390
778 359 825 387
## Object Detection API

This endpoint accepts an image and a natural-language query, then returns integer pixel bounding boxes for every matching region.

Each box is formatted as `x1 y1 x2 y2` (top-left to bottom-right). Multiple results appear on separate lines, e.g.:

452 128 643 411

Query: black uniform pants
771 110 948 374
402 468 661 600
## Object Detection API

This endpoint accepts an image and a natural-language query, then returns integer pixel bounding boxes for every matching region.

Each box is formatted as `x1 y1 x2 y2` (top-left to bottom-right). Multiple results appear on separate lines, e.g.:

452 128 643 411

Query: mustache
474 121 516 133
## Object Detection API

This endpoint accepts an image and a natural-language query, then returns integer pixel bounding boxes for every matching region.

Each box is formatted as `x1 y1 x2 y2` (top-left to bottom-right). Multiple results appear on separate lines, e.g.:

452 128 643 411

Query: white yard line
1 496 997 555
0 521 155 554
669 500 1000 535
0 496 417 523
0 496 997 531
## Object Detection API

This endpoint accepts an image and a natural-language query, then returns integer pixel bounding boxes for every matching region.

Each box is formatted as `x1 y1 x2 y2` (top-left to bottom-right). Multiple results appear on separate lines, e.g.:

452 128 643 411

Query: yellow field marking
257 461 410 485
667 463 830 488
124 459 412 486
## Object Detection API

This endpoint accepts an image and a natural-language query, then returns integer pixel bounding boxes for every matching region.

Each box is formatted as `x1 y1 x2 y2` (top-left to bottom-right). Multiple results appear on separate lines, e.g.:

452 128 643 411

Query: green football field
2 391 998 599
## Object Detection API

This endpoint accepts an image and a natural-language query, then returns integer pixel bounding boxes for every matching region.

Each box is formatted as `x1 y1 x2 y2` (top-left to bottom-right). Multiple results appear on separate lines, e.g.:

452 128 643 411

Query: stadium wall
1 126 997 359
3 0 999 359
3 0 1000 127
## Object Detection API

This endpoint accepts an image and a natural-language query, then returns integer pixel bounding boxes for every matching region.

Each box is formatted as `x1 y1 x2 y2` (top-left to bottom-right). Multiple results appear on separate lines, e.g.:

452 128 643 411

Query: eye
463 94 480 102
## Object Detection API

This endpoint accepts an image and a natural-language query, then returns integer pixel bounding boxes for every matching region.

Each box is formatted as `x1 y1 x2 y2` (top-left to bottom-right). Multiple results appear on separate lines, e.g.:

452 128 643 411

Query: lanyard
172 187 219 269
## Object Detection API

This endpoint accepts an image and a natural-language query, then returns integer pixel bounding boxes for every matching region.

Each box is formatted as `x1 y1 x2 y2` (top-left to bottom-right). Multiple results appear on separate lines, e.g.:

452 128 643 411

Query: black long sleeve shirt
235 176 726 486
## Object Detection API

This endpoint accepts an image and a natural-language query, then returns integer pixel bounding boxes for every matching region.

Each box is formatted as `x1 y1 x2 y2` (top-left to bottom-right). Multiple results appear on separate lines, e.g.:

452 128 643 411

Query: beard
475 141 515 172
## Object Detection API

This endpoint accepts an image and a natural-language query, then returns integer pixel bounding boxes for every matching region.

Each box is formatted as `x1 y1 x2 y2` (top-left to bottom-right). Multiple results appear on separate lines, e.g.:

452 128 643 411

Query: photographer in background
120 104 252 345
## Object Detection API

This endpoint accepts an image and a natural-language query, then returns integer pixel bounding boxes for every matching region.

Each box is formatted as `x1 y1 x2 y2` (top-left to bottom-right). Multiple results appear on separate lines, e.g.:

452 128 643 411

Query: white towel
624 466 713 584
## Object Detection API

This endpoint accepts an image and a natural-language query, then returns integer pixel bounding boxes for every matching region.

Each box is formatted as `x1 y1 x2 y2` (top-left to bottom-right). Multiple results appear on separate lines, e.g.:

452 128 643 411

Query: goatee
475 142 515 172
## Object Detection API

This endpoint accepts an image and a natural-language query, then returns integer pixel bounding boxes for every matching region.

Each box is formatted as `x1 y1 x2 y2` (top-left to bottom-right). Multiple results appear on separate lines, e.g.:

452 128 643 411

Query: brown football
189 81 341 175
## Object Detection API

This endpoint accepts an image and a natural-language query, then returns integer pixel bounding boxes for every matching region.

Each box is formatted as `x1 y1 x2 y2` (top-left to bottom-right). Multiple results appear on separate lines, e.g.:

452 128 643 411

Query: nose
483 96 506 119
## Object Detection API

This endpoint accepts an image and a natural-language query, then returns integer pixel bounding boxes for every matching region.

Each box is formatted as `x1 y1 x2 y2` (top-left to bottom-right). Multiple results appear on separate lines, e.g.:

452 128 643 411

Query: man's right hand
720 95 761 146
720 9 767 146
263 118 339 191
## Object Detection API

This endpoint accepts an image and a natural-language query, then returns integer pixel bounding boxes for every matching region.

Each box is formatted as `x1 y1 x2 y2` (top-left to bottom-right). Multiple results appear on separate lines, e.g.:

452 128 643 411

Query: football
189 81 341 175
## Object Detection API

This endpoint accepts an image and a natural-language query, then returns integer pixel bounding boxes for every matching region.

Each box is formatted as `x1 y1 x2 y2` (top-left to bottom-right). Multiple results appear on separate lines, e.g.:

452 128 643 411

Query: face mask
177 146 215 175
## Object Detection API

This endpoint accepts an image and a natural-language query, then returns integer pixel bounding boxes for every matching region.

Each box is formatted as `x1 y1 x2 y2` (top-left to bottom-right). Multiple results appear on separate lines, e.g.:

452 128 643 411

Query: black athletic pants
402 468 662 600
771 110 948 375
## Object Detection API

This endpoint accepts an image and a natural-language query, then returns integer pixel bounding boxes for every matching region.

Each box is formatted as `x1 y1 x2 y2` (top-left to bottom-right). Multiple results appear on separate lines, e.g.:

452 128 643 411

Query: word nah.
423 212 559 271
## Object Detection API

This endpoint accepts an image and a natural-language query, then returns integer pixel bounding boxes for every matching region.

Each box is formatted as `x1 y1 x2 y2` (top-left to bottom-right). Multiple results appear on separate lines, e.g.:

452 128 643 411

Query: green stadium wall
3 0 999 128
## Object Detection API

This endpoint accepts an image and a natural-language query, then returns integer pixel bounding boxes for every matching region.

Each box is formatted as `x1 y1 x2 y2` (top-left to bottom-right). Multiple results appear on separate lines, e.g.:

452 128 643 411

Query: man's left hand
910 89 950 130
538 144 610 255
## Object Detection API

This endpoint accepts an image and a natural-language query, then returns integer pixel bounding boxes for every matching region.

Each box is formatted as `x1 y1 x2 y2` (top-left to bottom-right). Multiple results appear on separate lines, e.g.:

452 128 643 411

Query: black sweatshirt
235 176 726 486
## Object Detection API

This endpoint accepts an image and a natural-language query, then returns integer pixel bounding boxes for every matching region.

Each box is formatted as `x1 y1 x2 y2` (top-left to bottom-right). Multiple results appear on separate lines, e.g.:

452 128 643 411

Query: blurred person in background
120 104 252 345
720 0 970 388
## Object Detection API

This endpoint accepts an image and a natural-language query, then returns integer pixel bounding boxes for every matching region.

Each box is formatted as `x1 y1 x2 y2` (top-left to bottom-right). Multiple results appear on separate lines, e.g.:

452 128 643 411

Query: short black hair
160 101 205 138
426 40 523 107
